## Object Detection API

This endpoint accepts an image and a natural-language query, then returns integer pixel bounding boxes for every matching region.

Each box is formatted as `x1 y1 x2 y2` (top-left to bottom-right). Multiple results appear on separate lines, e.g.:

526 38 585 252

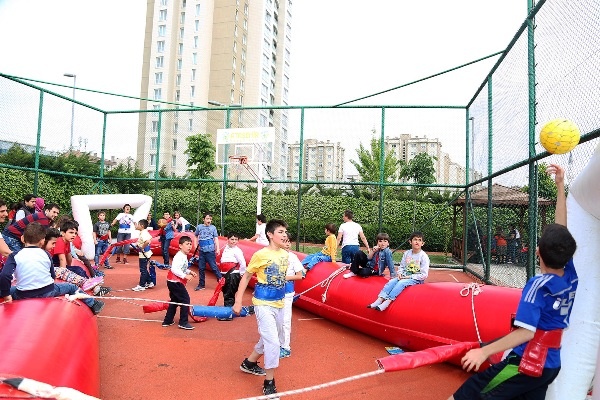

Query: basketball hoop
229 155 248 165
227 155 263 184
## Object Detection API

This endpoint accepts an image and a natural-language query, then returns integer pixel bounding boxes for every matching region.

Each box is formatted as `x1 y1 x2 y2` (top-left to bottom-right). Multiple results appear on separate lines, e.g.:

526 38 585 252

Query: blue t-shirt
513 258 578 368
194 224 218 252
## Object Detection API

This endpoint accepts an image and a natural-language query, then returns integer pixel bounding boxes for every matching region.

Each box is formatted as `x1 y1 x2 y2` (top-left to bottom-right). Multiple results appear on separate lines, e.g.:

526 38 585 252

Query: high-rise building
137 0 292 178
288 139 345 183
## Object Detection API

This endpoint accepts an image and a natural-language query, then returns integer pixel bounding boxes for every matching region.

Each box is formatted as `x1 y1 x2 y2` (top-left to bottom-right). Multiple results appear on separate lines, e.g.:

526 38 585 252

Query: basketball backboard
216 127 275 166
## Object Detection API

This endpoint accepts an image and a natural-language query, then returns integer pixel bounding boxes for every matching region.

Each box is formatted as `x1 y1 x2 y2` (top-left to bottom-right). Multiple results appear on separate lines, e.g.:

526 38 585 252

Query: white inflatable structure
547 142 600 400
70 194 153 260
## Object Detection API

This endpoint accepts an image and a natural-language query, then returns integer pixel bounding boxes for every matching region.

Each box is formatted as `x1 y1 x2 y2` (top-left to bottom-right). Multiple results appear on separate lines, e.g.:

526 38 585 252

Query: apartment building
137 0 292 179
288 139 345 183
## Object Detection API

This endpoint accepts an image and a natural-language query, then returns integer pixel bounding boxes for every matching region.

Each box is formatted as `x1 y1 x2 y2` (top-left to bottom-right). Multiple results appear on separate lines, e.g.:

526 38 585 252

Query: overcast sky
0 0 528 168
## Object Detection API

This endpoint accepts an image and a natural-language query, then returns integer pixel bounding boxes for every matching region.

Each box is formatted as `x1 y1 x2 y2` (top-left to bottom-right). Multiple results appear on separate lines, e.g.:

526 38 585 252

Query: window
195 20 199 31
174 122 178 132
176 74 181 86
240 63 245 75
180 12 185 24
244 19 248 30
159 9 167 21
190 86 195 97
155 72 163 84
150 137 157 150
152 121 159 132
242 34 247 45
158 25 166 36
195 4 201 16
172 139 178 150
240 79 244 91
231 72 235 86
241 49 246 61
156 56 164 68
157 40 165 53
230 89 235 102
182 0 186 8
175 90 180 101
178 43 183 55
262 68 269 81
179 27 184 39
192 52 197 65
233 41 237 53
177 59 182 70
232 56 236 69
188 118 193 131
191 69 196 81
152 105 161 110
154 89 162 100
160 0 167 5
244 3 248 15
261 83 268 96
193 36 198 48
235 9 239 21
234 25 238 37
172 155 177 168
265 11 271 23
150 154 156 166
260 115 267 126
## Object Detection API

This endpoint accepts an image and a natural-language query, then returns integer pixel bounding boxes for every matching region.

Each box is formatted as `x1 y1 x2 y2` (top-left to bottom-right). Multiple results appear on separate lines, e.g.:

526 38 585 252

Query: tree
349 137 400 199
185 133 217 180
534 163 558 201
398 152 437 229
104 159 151 193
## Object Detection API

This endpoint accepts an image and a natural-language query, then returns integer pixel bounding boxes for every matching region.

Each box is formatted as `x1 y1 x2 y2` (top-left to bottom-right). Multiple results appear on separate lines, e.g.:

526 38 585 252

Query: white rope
237 368 385 400
460 283 484 342
86 295 195 308
294 265 347 303
97 315 163 322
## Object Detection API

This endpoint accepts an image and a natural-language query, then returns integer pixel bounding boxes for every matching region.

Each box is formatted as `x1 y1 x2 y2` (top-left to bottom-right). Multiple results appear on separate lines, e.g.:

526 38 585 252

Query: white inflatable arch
547 142 600 400
71 194 153 259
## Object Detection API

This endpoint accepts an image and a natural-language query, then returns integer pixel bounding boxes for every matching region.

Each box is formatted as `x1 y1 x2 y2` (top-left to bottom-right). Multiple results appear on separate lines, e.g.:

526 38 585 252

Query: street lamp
64 73 77 150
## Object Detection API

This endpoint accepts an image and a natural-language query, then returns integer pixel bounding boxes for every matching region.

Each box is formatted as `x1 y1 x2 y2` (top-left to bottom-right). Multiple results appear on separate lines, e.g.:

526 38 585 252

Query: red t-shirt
73 235 82 249
54 237 72 256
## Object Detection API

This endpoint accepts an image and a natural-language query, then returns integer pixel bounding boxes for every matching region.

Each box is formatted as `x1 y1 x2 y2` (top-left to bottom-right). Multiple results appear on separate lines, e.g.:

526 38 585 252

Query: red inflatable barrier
0 298 100 398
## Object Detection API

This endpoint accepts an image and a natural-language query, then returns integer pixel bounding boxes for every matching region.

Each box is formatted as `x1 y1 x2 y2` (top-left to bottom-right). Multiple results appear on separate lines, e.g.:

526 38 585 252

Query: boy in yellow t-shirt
234 219 289 398
301 223 338 271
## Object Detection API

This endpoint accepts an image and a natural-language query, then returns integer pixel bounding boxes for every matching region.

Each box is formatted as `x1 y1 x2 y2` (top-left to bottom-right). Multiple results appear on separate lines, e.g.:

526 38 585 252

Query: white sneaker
343 272 356 279
145 282 155 289
132 285 146 291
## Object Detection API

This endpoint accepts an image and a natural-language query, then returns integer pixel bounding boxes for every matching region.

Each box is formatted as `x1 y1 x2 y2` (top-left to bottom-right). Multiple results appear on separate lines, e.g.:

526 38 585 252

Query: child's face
227 236 239 246
62 228 77 243
180 240 193 255
0 204 7 222
377 239 389 249
45 238 58 251
136 222 143 230
174 212 180 219
409 237 424 251
268 226 288 248
283 238 291 250
203 215 212 225
26 198 36 208
163 212 170 220
124 206 131 213
98 213 106 221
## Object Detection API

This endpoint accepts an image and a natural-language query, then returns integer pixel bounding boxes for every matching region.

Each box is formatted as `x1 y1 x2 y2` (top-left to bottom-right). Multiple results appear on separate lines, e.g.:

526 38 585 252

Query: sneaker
94 286 112 296
162 321 175 327
217 316 233 321
367 298 384 309
104 264 114 269
240 358 266 376
131 285 146 292
122 257 128 264
178 323 195 330
194 285 205 291
81 276 104 292
263 379 277 396
279 348 291 358
116 256 121 263
91 300 105 315
145 282 155 289
343 272 356 279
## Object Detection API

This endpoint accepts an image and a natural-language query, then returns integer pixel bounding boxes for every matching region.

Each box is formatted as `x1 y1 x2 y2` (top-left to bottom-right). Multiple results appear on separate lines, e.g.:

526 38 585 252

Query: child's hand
3 295 12 303
232 301 242 315
546 164 565 185
461 348 487 372
372 245 379 252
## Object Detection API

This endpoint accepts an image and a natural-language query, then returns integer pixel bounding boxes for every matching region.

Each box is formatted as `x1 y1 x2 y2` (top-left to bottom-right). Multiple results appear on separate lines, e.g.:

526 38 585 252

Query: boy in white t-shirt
337 209 370 264
163 235 197 330
279 238 305 358
248 213 269 246
219 233 247 320
132 219 154 291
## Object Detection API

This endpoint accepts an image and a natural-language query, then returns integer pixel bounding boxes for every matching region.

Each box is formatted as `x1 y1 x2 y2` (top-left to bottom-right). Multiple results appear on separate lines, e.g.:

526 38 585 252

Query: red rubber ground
98 256 475 399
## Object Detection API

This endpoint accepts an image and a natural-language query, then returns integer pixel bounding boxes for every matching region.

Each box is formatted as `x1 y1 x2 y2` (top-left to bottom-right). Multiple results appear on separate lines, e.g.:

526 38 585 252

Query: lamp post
64 73 77 150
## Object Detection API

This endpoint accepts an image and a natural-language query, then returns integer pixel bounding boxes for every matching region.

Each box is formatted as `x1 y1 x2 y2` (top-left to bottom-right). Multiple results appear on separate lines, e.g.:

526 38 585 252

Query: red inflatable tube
377 341 480 372
0 298 100 398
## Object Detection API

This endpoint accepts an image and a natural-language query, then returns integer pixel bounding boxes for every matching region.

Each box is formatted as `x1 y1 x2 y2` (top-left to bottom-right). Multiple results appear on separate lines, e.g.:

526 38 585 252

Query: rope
238 368 385 400
97 315 163 323
294 265 347 303
460 283 484 342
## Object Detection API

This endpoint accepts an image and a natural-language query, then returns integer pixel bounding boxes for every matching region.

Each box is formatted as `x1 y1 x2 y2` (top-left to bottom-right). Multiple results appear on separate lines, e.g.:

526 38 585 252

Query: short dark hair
376 232 390 242
409 231 424 241
0 198 6 208
97 210 106 215
137 219 148 229
45 227 61 244
265 219 287 242
344 210 354 220
60 219 79 232
123 204 131 210
23 194 35 202
538 224 576 269
203 212 212 219
23 222 46 244
179 235 192 245
257 213 267 223
227 232 240 239
325 223 337 235
44 203 60 212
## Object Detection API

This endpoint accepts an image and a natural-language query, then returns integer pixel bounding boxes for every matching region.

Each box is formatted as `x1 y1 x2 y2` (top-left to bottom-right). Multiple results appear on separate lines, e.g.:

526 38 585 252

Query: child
301 223 337 271
111 204 134 264
367 232 429 311
337 209 370 264
220 233 247 311
93 211 112 269
194 212 222 291
53 219 96 279
0 222 105 315
159 211 175 267
163 235 197 330
344 232 397 279
234 219 289 397
449 163 577 400
494 228 507 264
132 219 154 291
173 210 191 232
248 213 269 246
279 238 305 358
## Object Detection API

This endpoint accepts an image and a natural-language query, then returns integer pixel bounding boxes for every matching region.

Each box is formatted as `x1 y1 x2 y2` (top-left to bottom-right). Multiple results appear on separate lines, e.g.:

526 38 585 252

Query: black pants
222 268 241 307
164 281 190 325
350 251 378 277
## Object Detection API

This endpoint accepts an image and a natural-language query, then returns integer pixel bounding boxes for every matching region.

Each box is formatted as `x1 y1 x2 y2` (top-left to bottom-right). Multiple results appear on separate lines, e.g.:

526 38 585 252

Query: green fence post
464 109 471 270
378 107 385 232
33 91 44 195
485 77 493 282
295 108 305 251
99 113 107 193
154 111 163 212
220 108 232 234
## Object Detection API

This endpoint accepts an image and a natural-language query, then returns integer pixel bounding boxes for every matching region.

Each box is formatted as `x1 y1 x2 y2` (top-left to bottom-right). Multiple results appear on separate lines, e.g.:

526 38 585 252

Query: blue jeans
161 237 172 265
341 245 359 264
116 232 131 255
138 258 154 286
4 235 23 253
301 252 331 270
95 239 110 266
11 282 94 308
197 251 222 288
378 278 423 301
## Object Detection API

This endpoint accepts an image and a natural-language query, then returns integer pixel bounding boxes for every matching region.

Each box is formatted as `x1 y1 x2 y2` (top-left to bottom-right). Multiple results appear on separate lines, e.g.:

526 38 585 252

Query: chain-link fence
0 0 599 287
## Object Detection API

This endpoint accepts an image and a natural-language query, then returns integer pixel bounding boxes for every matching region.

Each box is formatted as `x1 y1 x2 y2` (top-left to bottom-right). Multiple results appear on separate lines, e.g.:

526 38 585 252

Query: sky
0 0 528 173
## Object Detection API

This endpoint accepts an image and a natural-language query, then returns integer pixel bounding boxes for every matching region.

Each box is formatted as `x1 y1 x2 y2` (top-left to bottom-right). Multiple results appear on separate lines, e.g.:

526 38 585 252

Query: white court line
297 317 324 321
448 274 459 282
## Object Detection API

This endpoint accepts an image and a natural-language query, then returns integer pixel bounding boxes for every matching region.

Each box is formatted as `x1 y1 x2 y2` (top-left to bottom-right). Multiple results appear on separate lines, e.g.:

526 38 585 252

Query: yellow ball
539 119 580 154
